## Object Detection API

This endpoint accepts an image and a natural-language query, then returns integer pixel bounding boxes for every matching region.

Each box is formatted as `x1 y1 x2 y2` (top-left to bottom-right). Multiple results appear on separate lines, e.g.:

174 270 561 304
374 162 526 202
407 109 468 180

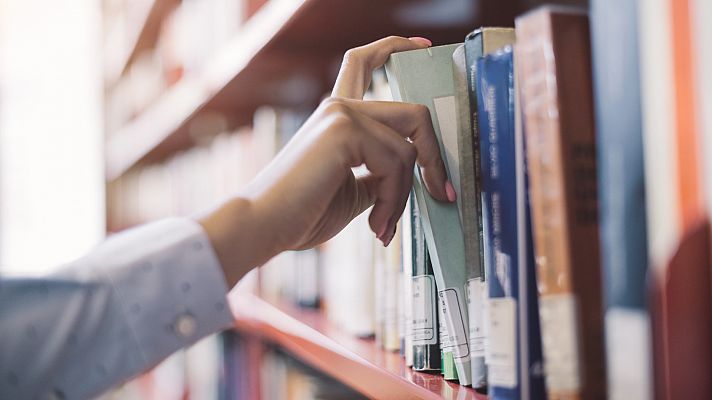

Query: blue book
476 48 545 400
590 0 652 398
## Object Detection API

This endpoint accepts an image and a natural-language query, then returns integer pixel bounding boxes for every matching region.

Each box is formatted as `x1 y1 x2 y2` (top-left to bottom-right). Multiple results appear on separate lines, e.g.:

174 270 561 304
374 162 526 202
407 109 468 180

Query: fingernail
383 225 396 247
445 181 457 202
408 37 432 47
389 224 397 245
377 223 388 240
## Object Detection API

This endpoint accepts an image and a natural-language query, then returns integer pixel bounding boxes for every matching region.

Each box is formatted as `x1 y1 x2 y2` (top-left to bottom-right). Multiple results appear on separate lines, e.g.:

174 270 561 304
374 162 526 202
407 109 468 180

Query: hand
198 36 454 286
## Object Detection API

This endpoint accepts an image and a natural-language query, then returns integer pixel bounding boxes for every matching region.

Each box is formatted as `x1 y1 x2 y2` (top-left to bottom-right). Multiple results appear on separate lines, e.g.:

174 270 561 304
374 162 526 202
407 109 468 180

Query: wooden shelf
228 286 488 400
105 0 520 180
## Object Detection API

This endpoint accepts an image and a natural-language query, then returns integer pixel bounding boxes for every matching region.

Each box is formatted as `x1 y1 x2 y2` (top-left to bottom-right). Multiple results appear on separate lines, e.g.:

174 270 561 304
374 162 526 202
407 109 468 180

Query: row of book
107 107 307 231
220 332 366 399
378 1 712 399
103 0 269 135
107 1 712 398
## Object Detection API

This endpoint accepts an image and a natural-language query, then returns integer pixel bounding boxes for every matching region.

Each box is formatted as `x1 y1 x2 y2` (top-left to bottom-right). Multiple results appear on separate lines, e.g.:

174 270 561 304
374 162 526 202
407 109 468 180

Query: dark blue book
463 28 515 390
590 0 652 398
476 47 545 400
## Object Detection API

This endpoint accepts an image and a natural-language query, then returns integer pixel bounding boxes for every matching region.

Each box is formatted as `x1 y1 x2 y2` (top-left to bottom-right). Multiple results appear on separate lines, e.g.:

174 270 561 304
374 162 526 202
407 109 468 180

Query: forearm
196 196 283 287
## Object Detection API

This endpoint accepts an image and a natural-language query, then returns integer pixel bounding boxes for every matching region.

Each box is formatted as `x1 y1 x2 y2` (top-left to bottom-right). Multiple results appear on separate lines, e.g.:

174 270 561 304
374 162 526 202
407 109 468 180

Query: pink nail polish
376 224 388 240
383 231 394 247
383 224 397 246
408 37 432 47
445 181 457 202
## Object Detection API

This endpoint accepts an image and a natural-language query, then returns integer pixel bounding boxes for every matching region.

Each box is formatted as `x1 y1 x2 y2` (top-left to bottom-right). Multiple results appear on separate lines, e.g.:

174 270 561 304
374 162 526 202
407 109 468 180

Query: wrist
196 196 281 287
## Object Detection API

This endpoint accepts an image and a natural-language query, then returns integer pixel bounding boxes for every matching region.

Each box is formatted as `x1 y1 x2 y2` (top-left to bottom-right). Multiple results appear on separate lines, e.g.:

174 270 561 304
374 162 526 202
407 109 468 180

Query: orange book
640 0 712 398
515 6 605 400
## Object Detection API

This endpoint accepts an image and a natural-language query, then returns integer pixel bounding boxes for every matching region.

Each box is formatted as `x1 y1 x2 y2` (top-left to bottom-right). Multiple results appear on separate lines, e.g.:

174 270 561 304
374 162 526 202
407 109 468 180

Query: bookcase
103 0 584 398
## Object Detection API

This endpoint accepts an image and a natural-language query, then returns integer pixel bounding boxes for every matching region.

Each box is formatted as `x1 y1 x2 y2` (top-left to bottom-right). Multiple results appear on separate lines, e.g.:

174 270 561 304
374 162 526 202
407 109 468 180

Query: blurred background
0 0 581 398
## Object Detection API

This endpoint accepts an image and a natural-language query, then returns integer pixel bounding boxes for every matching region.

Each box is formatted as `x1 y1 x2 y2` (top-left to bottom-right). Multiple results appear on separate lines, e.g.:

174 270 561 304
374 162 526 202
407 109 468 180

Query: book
639 0 712 397
694 0 712 233
694 0 712 340
386 44 472 386
589 0 653 399
410 195 442 372
375 222 402 352
321 210 375 337
439 292 458 381
462 26 516 390
515 6 606 400
453 43 486 387
476 47 546 400
401 197 414 367
293 249 320 308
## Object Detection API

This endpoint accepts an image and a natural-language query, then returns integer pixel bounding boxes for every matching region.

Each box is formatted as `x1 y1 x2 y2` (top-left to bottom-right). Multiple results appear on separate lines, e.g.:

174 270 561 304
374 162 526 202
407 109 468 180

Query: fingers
333 99 451 202
332 36 432 100
350 114 416 245
324 104 415 245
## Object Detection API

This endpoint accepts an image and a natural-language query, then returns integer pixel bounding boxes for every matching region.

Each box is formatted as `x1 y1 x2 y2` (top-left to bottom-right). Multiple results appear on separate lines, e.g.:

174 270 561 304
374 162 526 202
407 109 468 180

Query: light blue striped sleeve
0 218 234 399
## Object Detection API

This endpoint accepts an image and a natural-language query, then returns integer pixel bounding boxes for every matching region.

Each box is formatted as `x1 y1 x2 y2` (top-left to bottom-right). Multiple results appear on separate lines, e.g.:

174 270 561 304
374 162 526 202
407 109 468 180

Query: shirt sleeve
0 217 235 400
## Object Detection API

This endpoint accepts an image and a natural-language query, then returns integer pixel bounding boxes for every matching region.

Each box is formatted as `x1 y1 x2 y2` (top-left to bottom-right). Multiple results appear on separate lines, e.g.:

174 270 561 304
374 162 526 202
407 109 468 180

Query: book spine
476 48 520 400
589 0 653 399
515 7 606 400
516 49 547 400
464 31 490 391
439 292 458 380
384 223 402 351
294 249 320 308
639 0 712 397
694 0 712 229
374 242 385 348
464 31 487 283
401 197 414 366
411 195 441 371
457 38 488 390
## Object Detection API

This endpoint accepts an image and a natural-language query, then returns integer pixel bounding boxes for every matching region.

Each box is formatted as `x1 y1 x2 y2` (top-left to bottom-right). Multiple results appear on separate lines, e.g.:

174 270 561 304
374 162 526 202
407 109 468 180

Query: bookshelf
229 283 487 400
105 0 180 87
104 0 584 398
104 0 518 180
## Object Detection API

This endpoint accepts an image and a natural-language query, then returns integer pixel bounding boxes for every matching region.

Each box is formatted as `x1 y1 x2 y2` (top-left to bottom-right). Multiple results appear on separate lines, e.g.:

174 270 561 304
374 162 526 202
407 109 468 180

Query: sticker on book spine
606 308 652 400
439 287 470 359
481 281 490 363
539 294 582 392
486 297 517 388
411 275 437 345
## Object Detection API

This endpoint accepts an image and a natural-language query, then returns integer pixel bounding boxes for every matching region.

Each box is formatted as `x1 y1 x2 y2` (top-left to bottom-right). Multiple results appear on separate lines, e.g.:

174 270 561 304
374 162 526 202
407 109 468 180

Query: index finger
337 99 450 202
332 36 432 100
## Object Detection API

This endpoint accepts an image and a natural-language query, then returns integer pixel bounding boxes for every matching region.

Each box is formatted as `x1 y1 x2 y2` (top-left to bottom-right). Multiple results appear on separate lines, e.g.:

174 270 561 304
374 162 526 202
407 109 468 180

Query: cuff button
174 313 197 338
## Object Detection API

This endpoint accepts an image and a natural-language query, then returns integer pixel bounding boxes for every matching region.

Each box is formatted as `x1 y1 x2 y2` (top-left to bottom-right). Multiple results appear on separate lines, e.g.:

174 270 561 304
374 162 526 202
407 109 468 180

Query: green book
386 44 472 386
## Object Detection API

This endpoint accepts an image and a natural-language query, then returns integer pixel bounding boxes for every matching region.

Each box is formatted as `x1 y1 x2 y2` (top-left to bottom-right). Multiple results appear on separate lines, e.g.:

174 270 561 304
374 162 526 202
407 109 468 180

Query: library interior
1 0 711 399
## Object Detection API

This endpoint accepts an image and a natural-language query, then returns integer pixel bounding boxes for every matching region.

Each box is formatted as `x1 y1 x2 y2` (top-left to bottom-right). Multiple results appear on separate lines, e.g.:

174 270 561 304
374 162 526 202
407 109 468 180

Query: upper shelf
105 0 520 180
228 284 488 400
105 0 180 87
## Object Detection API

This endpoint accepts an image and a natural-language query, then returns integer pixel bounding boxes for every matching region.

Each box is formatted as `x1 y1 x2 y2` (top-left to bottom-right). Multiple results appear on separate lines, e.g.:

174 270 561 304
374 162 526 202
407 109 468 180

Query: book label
482 281 490 363
539 294 582 392
467 278 486 356
486 297 517 388
412 275 437 345
606 308 652 400
439 288 470 359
